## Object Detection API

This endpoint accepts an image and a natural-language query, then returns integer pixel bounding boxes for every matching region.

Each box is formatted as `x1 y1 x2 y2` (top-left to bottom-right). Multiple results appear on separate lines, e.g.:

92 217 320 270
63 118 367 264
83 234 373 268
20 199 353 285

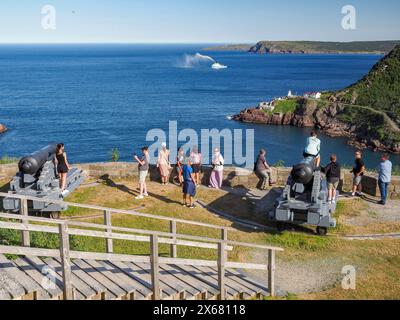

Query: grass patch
270 99 298 114
0 156 18 164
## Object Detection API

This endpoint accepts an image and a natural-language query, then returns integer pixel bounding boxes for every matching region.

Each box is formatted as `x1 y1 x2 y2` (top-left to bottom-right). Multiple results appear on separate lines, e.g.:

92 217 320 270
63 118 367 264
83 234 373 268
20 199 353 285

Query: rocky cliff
233 98 400 153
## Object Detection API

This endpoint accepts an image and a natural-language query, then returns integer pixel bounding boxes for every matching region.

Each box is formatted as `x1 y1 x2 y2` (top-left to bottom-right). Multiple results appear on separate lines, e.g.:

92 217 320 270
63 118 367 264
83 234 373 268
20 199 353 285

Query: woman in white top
157 142 171 185
209 148 224 189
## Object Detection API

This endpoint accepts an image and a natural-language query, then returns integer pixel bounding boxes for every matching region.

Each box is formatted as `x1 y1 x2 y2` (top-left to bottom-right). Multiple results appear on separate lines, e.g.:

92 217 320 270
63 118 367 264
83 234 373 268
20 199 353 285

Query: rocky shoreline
0 124 7 135
232 99 400 154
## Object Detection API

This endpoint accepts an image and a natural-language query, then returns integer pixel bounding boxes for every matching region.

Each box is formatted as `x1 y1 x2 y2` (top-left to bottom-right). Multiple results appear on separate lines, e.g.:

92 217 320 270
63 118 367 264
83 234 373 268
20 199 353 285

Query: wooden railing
0 192 283 300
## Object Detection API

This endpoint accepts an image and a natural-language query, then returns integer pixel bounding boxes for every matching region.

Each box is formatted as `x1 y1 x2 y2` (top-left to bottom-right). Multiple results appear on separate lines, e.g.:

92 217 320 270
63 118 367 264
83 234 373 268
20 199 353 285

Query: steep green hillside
249 41 400 54
335 45 400 125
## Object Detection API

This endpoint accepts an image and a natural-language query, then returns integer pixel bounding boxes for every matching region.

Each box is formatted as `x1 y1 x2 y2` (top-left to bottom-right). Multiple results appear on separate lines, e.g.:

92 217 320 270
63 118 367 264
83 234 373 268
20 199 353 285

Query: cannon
270 156 337 235
2 144 85 216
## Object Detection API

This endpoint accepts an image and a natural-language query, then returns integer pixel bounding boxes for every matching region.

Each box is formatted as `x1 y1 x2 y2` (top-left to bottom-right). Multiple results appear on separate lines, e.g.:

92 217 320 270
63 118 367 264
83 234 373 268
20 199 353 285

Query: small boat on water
212 62 228 69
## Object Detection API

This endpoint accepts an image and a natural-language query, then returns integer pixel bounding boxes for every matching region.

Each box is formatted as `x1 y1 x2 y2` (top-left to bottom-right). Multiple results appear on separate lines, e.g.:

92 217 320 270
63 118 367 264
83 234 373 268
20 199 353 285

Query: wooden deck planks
0 254 269 300
192 266 255 299
158 264 205 300
13 257 63 299
172 264 238 298
44 257 99 300
0 268 26 299
112 261 175 299
134 262 188 300
226 269 269 297
24 256 85 300
0 254 44 300
59 258 109 300
93 260 149 300
72 259 124 300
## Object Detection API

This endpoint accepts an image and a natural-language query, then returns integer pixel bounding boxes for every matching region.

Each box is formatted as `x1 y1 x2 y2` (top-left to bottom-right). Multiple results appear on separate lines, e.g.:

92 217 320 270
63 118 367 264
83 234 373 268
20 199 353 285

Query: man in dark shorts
351 150 365 197
182 158 197 208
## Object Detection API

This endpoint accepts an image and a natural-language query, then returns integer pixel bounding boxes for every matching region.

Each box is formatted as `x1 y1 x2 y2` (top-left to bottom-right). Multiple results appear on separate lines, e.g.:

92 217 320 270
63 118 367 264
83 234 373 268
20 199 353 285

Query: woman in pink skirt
209 148 224 189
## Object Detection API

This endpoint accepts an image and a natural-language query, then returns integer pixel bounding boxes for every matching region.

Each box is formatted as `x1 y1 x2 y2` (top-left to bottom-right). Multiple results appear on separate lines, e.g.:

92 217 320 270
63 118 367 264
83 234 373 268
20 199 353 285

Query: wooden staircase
0 254 268 300
0 192 283 300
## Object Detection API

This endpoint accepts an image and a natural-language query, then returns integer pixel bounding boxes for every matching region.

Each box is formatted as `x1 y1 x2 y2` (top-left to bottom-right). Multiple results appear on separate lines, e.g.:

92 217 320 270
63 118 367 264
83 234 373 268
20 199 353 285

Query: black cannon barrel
291 157 315 185
18 144 57 175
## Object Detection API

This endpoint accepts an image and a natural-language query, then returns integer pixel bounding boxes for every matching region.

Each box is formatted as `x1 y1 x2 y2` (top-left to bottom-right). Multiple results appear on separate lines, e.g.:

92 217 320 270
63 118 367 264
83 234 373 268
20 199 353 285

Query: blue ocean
0 44 396 168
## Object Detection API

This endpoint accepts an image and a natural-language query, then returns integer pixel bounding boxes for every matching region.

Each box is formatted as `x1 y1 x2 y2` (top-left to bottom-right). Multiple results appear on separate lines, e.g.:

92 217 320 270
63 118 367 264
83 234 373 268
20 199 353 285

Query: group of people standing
301 130 393 206
134 144 225 206
254 129 393 206
58 136 394 206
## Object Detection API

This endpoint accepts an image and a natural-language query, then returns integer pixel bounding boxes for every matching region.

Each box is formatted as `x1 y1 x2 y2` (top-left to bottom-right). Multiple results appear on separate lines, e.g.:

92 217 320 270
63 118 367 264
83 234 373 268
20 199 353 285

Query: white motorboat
211 62 228 69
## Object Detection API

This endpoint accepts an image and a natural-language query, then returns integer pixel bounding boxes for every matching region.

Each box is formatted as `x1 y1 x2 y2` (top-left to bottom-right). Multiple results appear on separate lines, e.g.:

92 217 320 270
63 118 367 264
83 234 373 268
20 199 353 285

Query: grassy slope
336 45 400 124
330 45 400 148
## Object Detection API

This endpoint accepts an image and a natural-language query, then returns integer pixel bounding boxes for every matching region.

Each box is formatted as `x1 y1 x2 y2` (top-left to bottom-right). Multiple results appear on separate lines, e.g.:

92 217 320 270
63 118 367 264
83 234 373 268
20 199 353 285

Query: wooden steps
0 254 268 300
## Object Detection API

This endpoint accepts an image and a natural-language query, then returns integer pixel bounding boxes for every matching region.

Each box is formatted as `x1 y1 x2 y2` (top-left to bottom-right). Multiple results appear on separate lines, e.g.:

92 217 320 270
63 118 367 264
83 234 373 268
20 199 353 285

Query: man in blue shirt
378 153 392 206
182 157 197 208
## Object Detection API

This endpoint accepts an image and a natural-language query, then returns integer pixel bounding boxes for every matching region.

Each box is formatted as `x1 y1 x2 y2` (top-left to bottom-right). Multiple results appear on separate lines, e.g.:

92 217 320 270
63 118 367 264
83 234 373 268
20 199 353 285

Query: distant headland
232 44 400 154
203 40 400 54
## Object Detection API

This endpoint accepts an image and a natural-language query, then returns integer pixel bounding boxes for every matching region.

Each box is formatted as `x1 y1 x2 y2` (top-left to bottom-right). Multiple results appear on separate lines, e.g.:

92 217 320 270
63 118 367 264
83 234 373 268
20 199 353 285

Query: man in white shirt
303 130 321 167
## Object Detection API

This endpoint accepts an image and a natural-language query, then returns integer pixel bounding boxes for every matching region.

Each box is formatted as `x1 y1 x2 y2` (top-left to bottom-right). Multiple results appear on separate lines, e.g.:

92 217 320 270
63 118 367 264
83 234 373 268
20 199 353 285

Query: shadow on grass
205 184 318 236
100 174 137 196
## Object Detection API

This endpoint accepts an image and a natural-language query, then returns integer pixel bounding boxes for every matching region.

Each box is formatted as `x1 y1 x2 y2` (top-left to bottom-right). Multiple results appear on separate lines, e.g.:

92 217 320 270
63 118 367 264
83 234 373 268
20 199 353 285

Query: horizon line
0 39 399 45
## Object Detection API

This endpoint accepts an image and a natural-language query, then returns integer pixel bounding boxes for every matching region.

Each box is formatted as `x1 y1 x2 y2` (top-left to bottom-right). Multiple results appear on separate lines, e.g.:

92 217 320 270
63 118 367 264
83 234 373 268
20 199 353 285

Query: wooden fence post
268 249 275 297
218 241 226 300
59 223 73 300
221 228 228 242
170 220 177 258
104 210 113 253
20 198 30 247
150 234 160 300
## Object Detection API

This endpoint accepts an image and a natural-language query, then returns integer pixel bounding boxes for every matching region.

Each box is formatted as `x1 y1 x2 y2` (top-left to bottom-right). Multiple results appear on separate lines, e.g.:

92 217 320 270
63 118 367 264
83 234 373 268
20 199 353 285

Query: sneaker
61 190 69 197
351 192 356 197
332 199 336 204
182 202 187 207
188 204 196 209
143 193 149 197
135 195 144 200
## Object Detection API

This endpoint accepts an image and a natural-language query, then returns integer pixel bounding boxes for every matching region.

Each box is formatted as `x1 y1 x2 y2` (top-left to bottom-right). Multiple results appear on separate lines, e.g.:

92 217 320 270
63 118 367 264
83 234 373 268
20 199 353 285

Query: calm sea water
0 44 397 168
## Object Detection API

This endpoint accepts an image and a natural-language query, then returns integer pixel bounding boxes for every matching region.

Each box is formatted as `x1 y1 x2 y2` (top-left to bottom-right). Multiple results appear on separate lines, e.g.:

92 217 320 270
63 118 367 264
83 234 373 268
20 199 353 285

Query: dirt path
343 103 400 132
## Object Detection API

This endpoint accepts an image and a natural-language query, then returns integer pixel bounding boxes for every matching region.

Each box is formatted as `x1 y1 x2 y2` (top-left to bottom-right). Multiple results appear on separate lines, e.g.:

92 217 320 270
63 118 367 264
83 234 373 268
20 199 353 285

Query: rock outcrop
0 124 7 134
232 99 399 153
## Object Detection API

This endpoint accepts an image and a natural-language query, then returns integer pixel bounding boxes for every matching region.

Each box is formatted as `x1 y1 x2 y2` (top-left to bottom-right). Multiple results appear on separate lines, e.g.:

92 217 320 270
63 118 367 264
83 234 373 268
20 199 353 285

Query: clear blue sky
0 0 399 43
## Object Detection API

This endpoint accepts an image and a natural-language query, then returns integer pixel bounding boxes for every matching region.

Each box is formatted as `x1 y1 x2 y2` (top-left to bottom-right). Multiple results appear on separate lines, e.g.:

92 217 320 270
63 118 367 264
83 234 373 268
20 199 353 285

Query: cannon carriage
2 144 85 216
270 157 337 235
